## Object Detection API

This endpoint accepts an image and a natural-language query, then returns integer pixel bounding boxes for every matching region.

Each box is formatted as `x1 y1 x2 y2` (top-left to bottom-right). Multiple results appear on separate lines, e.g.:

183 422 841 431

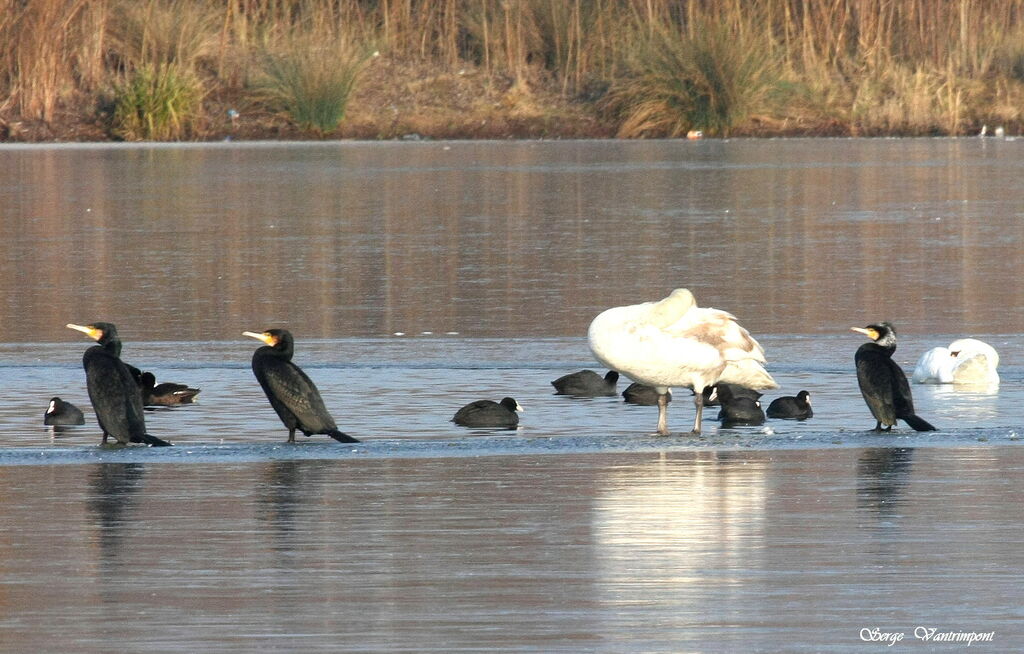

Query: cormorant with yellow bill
66 323 172 446
243 329 359 443
852 322 936 432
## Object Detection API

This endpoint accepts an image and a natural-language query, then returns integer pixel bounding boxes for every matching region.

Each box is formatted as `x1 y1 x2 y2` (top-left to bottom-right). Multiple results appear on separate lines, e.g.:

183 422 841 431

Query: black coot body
452 397 521 428
852 322 936 432
703 383 762 407
716 383 765 427
766 391 813 420
243 329 359 443
622 382 671 406
44 397 85 426
66 323 171 447
551 369 619 396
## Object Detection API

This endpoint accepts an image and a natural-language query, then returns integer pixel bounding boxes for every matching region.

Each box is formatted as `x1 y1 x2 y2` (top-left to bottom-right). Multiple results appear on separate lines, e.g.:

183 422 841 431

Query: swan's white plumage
913 347 955 383
588 288 776 434
912 338 999 386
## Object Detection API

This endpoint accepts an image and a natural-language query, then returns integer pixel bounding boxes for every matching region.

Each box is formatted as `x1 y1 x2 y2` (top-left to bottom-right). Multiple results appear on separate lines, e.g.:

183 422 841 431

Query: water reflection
0 448 1021 651
592 452 767 626
87 462 146 560
256 460 325 545
2 141 1024 342
856 448 915 517
931 383 1001 414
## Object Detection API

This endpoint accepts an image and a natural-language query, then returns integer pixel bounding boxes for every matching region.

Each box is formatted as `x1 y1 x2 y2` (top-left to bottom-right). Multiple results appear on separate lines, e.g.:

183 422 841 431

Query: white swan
588 288 777 435
912 338 1000 386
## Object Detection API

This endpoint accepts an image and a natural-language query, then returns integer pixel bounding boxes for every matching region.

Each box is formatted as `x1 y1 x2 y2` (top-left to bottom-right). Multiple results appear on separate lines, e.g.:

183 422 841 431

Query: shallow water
1 139 1023 651
3 334 1024 455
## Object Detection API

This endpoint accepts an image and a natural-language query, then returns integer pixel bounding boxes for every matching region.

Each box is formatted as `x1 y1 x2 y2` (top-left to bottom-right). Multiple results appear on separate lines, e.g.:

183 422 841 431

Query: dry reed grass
3 0 1024 139
1 0 89 122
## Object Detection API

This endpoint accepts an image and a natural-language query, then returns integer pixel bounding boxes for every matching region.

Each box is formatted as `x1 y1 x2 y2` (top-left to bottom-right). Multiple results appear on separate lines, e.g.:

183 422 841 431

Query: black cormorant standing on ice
243 329 359 443
852 322 935 432
66 323 172 446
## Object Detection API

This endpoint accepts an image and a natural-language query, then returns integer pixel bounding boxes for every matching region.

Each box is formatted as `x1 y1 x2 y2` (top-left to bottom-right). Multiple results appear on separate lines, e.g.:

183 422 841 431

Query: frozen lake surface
2 334 1024 456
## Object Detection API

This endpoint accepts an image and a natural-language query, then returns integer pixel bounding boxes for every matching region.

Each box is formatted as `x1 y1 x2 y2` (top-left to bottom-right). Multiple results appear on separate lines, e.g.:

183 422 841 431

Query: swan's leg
691 389 704 435
656 393 670 435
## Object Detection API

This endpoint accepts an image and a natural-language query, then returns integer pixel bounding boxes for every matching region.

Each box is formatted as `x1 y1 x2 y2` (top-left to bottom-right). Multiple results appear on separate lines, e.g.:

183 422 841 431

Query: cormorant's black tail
327 429 360 443
902 415 936 432
141 433 173 447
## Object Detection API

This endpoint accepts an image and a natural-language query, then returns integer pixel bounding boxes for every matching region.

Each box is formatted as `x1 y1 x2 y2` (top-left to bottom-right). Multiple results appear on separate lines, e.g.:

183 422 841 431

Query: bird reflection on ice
921 383 1001 422
591 452 767 611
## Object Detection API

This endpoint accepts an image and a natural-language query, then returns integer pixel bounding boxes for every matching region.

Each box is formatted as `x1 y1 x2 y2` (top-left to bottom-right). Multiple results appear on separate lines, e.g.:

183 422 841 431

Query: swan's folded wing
669 307 767 362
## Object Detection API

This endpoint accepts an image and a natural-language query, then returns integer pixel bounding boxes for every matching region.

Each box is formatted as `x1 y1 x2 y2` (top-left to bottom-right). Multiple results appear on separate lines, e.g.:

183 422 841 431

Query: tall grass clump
107 0 215 140
111 63 204 140
455 0 621 94
610 18 779 137
110 0 218 70
258 33 374 134
1 0 90 122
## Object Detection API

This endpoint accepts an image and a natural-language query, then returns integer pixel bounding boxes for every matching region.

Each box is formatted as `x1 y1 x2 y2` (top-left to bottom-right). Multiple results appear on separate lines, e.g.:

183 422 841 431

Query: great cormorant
589 288 776 435
551 369 619 396
66 323 172 446
766 390 813 420
452 397 522 428
852 323 936 432
140 372 201 406
243 329 359 443
44 397 85 426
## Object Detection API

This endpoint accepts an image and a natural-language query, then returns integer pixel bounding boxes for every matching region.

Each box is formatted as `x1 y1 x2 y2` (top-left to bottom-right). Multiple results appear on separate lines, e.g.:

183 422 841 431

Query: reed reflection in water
2 139 1023 343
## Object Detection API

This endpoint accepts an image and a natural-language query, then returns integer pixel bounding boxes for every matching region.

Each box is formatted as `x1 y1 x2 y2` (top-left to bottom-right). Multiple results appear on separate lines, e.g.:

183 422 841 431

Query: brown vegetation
2 0 1024 142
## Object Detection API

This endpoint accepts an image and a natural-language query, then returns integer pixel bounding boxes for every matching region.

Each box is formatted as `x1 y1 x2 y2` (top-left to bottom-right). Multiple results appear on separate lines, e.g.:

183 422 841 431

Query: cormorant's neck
99 338 121 357
261 343 293 361
859 341 895 356
875 333 897 350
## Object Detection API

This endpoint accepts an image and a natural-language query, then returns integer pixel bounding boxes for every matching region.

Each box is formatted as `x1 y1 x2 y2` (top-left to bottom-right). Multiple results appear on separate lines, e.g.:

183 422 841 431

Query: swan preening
912 338 999 386
588 288 777 435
